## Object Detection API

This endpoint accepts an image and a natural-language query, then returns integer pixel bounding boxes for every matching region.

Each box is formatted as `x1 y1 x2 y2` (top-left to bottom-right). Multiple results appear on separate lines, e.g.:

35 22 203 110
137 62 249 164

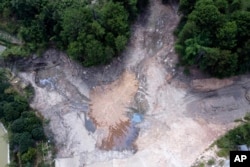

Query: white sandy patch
60 112 96 155
55 156 80 167
90 71 138 127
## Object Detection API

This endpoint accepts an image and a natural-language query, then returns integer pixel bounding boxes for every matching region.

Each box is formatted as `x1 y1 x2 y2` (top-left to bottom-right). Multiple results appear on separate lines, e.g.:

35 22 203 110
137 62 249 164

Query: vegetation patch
215 113 250 157
0 0 148 66
0 69 53 166
207 158 215 165
176 0 250 77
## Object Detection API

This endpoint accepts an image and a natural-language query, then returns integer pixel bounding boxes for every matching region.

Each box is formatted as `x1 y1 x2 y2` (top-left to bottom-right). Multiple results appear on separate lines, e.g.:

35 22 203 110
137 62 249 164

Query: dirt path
16 0 250 167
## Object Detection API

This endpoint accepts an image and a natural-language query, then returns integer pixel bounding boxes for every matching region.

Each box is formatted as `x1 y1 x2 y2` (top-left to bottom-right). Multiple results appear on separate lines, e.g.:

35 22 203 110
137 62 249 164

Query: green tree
0 68 47 165
18 20 46 51
60 6 92 43
11 118 25 133
67 41 84 62
215 0 229 13
179 0 197 16
229 0 242 12
231 11 250 40
176 21 198 43
115 35 128 52
104 46 115 60
216 21 237 49
200 48 238 77
36 2 60 40
21 148 37 163
10 0 45 20
18 132 34 153
105 32 116 47
0 0 135 67
175 0 249 77
21 112 43 132
3 102 20 122
189 1 222 29
183 37 201 65
237 39 250 73
101 2 129 36
113 0 138 21
199 47 220 72
13 95 29 112
90 21 105 39
31 127 45 141
84 39 105 66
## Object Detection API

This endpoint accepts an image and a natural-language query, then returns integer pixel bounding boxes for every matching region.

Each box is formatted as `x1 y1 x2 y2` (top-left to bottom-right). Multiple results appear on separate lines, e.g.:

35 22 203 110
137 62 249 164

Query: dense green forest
176 0 250 77
0 0 148 66
0 69 51 167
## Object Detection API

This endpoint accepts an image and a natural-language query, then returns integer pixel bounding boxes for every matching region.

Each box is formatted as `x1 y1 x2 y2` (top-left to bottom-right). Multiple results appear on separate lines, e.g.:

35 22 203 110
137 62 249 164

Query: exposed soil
89 71 139 150
15 0 250 167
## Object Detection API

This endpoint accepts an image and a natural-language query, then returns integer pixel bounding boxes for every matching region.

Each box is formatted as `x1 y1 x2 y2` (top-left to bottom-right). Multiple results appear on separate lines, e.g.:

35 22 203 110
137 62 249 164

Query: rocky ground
14 0 250 167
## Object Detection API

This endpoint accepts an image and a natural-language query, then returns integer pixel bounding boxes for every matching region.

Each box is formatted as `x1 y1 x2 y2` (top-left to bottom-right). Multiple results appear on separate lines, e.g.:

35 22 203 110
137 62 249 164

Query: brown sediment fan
101 120 130 150
88 71 139 150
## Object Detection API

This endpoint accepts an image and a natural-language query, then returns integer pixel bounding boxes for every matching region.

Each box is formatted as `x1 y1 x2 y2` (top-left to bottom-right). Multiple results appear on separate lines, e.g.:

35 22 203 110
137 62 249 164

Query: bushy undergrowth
0 69 52 166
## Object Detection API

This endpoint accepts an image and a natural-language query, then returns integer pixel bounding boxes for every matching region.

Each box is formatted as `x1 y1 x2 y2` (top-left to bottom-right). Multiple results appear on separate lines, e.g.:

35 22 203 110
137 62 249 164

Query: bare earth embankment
16 0 250 167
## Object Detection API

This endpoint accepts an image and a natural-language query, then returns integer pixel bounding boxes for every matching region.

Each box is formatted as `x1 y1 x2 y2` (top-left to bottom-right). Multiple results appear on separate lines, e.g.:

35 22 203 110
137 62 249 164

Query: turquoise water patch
131 113 143 123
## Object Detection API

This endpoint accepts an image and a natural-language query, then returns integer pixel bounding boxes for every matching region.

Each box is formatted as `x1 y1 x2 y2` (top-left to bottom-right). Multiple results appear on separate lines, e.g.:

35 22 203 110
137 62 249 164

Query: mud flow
89 71 141 151
15 0 250 166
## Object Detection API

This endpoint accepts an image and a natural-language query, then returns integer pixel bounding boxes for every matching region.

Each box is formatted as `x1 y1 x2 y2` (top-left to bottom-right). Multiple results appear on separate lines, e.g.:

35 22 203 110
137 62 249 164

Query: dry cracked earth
15 0 250 167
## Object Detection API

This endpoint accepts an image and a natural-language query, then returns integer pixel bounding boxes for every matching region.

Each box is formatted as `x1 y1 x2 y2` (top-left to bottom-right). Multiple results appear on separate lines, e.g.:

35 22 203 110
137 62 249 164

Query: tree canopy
0 0 148 66
0 69 46 166
176 0 250 77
